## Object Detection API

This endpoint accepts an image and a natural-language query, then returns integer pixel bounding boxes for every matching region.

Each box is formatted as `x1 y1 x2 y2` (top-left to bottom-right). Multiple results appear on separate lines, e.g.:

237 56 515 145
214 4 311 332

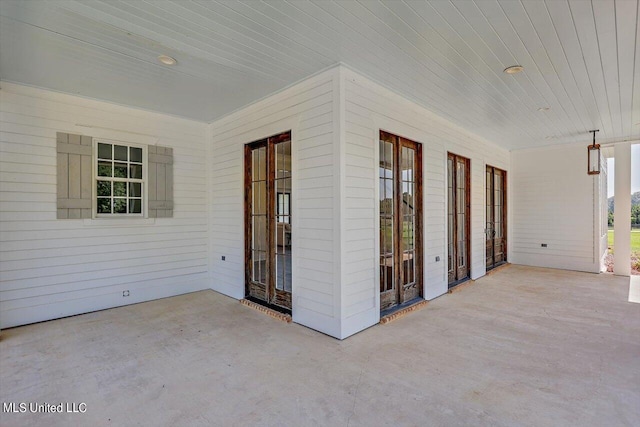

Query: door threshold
486 262 511 275
448 277 473 293
380 298 428 324
240 298 292 323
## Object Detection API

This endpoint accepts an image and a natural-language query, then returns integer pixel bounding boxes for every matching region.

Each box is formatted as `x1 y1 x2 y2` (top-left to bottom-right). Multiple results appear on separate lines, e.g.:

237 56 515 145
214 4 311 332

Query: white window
94 140 147 217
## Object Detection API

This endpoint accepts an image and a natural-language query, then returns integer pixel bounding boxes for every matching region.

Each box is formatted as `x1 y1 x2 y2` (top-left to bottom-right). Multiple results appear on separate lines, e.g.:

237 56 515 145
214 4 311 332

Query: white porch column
614 142 631 276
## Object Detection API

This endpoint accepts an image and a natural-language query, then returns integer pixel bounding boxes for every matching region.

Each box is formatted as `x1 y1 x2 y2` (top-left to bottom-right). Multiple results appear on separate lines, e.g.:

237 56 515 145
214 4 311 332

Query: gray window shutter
148 145 173 218
57 132 92 219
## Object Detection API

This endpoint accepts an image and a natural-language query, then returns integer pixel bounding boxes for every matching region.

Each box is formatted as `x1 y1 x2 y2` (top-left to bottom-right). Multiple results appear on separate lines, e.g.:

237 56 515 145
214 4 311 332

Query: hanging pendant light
587 129 600 175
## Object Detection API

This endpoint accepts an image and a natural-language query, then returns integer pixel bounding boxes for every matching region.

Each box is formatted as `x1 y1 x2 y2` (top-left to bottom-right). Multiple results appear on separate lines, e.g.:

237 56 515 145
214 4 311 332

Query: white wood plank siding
340 67 509 338
209 68 340 337
0 82 209 329
510 144 601 273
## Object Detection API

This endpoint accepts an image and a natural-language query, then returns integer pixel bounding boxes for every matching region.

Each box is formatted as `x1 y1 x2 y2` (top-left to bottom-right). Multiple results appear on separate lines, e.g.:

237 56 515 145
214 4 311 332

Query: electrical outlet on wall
541 243 548 248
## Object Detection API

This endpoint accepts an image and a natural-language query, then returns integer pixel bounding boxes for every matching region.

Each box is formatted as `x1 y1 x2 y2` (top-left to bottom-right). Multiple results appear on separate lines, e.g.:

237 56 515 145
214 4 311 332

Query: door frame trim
378 130 424 313
485 164 508 271
244 131 293 312
447 152 471 287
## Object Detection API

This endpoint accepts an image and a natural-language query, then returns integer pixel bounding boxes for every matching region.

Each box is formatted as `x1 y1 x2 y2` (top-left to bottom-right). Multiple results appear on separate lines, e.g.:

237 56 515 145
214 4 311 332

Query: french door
379 131 423 312
245 131 292 312
447 153 471 287
486 166 507 270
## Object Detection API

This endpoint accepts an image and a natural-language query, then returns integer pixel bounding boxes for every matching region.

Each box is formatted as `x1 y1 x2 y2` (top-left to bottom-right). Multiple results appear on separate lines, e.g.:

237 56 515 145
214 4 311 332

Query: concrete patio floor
1 265 639 426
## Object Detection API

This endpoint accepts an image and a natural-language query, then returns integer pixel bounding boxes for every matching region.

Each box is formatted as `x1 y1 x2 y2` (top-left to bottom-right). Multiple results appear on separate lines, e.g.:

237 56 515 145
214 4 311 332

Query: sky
607 144 640 197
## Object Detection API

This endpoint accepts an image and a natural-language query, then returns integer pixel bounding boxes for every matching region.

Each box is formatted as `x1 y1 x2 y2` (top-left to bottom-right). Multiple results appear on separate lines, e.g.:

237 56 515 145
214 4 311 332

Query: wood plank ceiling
0 0 638 150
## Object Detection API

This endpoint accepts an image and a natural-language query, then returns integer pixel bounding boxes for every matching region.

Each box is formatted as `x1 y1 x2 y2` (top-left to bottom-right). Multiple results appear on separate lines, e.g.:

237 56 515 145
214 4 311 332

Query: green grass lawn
608 229 640 252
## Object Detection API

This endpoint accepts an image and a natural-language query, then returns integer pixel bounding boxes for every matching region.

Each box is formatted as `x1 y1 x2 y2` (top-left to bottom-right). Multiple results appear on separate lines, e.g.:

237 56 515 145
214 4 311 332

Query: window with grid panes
95 141 145 216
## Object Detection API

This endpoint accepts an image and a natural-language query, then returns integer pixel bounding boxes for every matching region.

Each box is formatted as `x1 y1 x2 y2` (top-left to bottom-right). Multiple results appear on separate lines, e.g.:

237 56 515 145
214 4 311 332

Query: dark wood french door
379 131 423 312
447 153 471 287
486 166 507 270
245 131 292 312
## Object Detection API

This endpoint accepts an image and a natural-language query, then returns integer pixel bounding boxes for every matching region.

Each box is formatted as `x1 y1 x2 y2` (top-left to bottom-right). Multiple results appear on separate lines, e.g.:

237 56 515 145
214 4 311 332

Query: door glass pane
402 146 415 286
447 157 454 275
275 140 291 292
486 167 493 266
494 172 502 239
486 170 492 197
253 181 266 215
460 241 466 268
458 212 465 268
251 147 267 285
252 147 265 181
253 216 266 251
457 159 466 269
486 169 492 242
456 161 465 213
495 170 504 244
379 136 394 293
253 250 267 284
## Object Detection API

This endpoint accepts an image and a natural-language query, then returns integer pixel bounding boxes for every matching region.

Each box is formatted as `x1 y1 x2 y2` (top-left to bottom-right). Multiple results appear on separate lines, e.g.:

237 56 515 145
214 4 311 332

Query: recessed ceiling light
503 65 524 74
538 107 550 112
157 55 177 66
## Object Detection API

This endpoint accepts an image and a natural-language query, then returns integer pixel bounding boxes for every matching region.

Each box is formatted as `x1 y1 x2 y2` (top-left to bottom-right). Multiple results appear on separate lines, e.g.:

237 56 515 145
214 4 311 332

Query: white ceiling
1 0 638 150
